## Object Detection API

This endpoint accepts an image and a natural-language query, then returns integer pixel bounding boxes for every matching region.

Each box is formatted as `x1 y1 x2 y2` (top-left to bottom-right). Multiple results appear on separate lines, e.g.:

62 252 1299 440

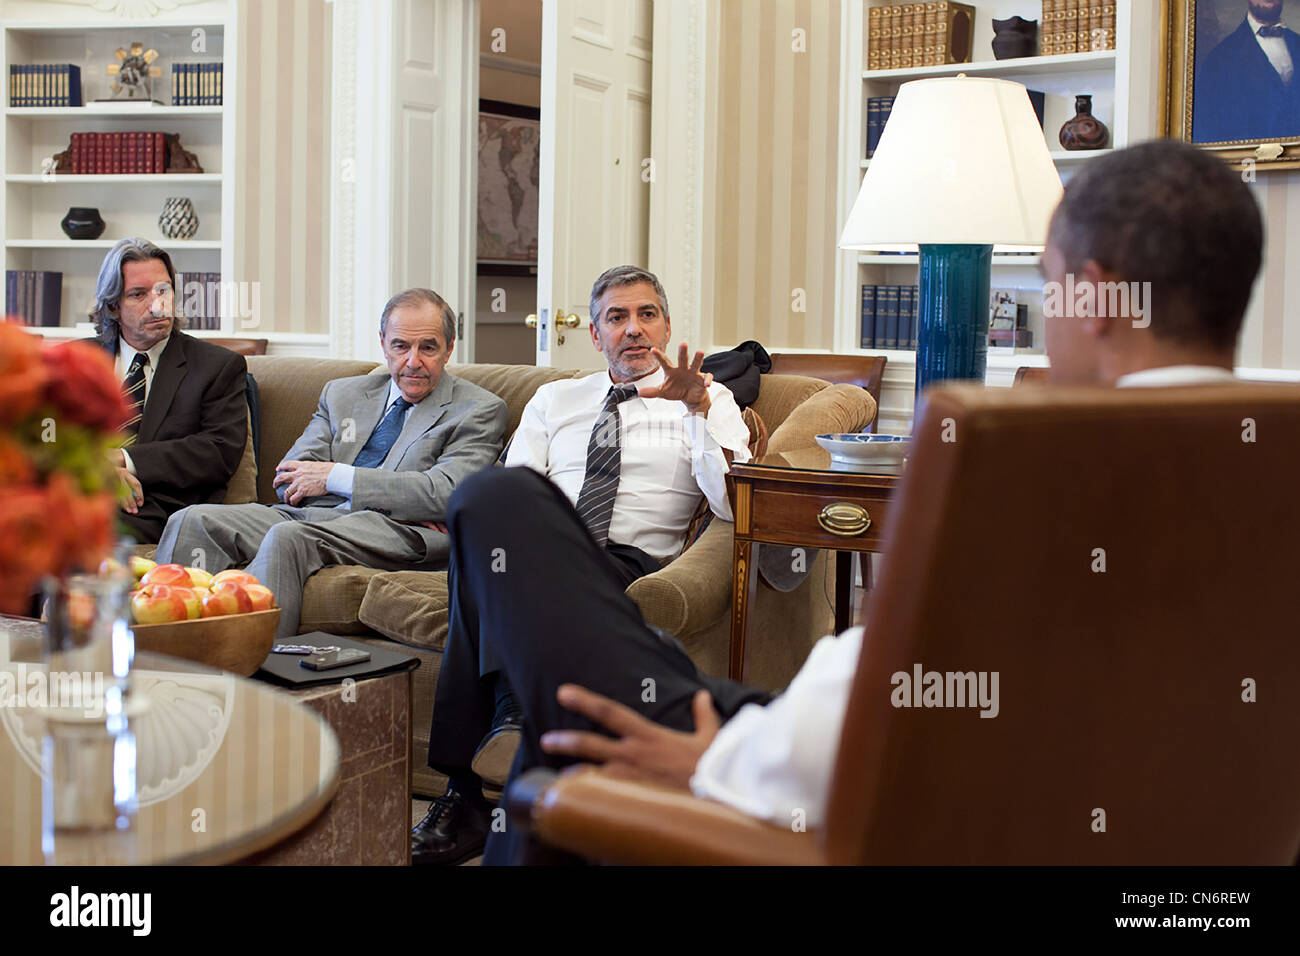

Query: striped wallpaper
1239 169 1300 370
707 0 841 351
234 0 333 336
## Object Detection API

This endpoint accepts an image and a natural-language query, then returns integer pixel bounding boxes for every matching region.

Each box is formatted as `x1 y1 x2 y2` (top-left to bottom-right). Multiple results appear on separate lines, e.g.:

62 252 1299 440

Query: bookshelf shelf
861 49 1115 81
7 173 222 184
6 238 223 250
6 106 224 118
2 11 236 330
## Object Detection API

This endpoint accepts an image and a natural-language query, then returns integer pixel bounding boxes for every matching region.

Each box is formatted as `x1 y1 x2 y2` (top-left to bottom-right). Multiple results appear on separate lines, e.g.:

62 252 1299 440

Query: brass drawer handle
817 502 871 537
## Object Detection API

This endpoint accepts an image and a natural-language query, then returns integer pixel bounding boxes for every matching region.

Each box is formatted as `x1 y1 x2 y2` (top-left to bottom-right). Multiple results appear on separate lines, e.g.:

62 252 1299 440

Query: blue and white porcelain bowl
814 432 909 465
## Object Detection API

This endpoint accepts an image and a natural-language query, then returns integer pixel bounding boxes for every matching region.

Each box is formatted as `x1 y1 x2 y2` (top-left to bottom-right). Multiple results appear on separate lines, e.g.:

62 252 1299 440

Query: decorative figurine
107 43 161 100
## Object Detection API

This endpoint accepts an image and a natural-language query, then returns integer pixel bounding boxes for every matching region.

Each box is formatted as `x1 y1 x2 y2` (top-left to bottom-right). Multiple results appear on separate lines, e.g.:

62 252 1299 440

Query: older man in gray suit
156 287 508 640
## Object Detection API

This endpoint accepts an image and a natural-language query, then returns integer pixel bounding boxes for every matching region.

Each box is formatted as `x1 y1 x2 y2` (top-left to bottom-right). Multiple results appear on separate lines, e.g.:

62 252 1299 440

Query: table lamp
839 76 1063 395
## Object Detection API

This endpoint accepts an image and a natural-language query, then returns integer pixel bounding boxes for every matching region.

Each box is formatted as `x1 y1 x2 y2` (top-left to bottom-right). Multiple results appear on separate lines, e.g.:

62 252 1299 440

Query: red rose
0 322 49 426
41 340 132 433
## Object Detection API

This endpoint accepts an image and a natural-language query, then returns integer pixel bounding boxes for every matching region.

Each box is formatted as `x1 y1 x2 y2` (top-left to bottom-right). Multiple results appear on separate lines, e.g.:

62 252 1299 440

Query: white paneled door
534 0 653 368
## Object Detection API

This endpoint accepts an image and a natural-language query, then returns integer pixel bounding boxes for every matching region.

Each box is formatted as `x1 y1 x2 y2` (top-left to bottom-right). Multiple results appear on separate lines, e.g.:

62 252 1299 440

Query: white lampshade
839 76 1063 252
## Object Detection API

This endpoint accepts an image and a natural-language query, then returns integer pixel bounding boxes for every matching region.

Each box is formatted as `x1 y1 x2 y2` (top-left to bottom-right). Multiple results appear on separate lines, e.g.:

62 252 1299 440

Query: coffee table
0 616 339 865
727 447 903 680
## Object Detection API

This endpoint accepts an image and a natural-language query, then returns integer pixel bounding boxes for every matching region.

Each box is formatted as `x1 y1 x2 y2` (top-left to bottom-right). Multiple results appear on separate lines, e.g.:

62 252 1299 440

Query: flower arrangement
0 321 131 614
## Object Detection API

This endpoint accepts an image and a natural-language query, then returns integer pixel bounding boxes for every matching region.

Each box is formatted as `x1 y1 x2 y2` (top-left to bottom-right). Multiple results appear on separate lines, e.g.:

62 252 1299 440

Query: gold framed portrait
1160 0 1300 170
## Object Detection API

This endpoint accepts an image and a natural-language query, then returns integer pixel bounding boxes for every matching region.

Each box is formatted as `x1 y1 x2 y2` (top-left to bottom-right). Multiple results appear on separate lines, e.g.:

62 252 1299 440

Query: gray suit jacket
277 370 508 524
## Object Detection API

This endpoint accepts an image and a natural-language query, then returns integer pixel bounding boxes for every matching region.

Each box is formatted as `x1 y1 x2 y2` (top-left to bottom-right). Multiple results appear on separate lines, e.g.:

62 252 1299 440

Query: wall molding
481 53 540 77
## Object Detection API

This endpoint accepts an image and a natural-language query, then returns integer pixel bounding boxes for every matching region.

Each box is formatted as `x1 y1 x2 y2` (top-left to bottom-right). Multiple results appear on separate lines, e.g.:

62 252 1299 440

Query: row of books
1042 1 1117 55
866 96 896 159
175 273 223 329
861 284 919 350
867 1 975 71
172 63 224 106
68 132 169 174
6 271 63 327
9 64 82 107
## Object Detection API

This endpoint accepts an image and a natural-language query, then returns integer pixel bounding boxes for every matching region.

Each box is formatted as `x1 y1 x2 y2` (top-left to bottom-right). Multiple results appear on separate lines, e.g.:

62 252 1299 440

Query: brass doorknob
525 314 538 328
817 502 871 537
556 312 581 329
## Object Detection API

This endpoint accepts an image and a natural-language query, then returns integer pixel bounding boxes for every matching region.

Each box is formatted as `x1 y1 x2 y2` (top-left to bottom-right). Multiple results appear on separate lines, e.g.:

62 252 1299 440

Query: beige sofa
209 358 875 797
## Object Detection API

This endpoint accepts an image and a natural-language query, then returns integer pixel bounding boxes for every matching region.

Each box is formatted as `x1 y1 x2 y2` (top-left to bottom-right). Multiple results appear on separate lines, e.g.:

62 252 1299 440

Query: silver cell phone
272 643 318 655
300 647 371 671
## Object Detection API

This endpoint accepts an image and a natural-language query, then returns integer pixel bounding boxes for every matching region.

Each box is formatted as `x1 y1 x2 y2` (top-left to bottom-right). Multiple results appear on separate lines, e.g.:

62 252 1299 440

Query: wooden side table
728 449 901 680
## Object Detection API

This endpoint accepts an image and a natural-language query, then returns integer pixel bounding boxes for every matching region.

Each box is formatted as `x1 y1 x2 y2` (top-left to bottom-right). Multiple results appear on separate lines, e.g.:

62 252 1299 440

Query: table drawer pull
817 502 871 537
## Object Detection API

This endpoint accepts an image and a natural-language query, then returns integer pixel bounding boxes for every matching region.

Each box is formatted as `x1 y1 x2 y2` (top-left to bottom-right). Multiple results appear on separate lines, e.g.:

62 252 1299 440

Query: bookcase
834 0 1158 432
1 15 235 336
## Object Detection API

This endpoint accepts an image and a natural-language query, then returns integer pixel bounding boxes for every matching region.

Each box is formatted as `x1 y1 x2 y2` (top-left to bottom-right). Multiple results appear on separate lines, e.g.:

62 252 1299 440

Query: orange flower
42 340 131 433
0 484 59 615
0 322 49 426
0 436 35 487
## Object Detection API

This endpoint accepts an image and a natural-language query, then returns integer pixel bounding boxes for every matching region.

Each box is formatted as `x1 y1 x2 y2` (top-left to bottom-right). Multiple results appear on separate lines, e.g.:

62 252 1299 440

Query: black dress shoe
411 788 491 866
470 719 522 788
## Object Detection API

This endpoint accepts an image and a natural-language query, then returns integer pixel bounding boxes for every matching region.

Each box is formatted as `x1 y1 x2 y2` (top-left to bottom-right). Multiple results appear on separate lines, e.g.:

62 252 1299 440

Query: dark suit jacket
1194 18 1300 143
102 330 248 543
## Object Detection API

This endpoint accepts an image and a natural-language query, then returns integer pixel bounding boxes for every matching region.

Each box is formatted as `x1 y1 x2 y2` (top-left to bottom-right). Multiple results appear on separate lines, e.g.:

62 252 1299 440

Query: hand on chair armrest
506 765 824 866
626 519 734 634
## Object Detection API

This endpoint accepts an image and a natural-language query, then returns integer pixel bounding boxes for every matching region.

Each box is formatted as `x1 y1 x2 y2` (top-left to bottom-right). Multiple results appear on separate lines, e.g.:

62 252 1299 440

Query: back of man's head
1048 139 1263 352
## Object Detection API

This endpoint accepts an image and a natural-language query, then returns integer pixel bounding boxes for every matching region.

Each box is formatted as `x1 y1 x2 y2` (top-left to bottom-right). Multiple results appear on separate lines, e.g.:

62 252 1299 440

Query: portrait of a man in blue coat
1194 0 1300 143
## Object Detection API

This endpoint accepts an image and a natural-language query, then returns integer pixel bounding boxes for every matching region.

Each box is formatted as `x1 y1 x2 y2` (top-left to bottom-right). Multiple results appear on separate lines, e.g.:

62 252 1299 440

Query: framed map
478 99 540 264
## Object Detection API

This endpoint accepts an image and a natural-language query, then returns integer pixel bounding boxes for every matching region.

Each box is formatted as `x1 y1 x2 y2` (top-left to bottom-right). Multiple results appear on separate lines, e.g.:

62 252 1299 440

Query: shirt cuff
121 450 137 477
325 462 355 498
683 402 750 458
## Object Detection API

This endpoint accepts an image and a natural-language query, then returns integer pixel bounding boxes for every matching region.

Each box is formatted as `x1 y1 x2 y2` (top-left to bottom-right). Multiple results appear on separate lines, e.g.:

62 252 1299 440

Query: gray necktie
574 384 639 548
121 353 148 445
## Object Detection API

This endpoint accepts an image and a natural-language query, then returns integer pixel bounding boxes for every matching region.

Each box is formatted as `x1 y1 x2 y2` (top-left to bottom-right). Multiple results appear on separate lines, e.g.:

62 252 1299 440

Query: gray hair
589 265 670 325
380 288 457 345
90 238 178 346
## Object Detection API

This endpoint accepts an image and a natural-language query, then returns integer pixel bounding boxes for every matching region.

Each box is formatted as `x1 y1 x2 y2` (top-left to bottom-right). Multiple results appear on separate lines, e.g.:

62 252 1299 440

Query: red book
94 132 104 174
125 132 133 174
154 132 164 173
70 132 80 174
132 131 142 173
113 131 122 174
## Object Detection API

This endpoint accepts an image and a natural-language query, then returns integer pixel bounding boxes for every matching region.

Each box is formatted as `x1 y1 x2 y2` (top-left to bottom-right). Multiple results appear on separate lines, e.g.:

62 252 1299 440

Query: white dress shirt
115 335 170 476
505 367 752 565
324 380 414 503
1250 12 1294 85
689 363 1242 828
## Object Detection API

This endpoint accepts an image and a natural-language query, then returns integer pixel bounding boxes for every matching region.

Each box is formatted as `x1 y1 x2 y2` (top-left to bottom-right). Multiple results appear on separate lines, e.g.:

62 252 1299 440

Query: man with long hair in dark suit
1194 0 1300 142
91 238 247 544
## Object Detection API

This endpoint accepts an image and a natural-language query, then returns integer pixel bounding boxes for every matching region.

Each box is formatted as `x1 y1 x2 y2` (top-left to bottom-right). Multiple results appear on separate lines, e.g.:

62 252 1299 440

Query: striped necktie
352 396 412 469
574 383 639 548
121 352 148 444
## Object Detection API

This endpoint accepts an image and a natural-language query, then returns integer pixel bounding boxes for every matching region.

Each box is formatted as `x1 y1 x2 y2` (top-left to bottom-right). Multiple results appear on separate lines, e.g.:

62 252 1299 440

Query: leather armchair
508 383 1300 864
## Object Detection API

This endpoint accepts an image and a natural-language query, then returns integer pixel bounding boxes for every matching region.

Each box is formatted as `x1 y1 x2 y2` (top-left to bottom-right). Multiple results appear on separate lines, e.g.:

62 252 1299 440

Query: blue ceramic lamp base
915 243 993 397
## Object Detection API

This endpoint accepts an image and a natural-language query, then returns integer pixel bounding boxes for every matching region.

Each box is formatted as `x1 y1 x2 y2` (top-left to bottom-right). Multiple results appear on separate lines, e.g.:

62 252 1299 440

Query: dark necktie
121 352 148 444
352 396 412 469
1259 25 1286 38
574 384 639 548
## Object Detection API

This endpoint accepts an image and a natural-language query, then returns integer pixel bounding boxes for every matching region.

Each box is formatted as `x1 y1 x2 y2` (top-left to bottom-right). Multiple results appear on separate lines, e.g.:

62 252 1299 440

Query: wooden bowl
131 608 280 677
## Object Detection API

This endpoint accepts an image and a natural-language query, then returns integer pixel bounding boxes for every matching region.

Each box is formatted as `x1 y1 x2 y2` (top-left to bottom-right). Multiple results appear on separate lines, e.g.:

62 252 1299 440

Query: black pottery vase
1058 95 1110 151
60 207 106 240
991 16 1037 60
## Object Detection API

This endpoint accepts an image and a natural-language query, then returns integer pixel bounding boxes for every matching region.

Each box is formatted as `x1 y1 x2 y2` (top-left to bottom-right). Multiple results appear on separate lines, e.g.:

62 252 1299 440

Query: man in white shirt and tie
453 140 1263 865
1193 0 1300 142
414 265 754 864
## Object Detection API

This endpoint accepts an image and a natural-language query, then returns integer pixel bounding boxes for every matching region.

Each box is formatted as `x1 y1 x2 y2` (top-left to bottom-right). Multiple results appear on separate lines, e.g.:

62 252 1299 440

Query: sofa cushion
750 374 827 433
298 565 386 635
766 382 877 455
221 408 258 504
358 570 450 650
447 363 590 438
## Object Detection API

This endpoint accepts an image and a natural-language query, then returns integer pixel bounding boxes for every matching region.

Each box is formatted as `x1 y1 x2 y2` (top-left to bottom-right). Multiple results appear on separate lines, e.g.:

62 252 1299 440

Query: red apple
212 569 260 589
243 583 275 612
201 581 253 617
131 584 195 624
140 563 193 588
